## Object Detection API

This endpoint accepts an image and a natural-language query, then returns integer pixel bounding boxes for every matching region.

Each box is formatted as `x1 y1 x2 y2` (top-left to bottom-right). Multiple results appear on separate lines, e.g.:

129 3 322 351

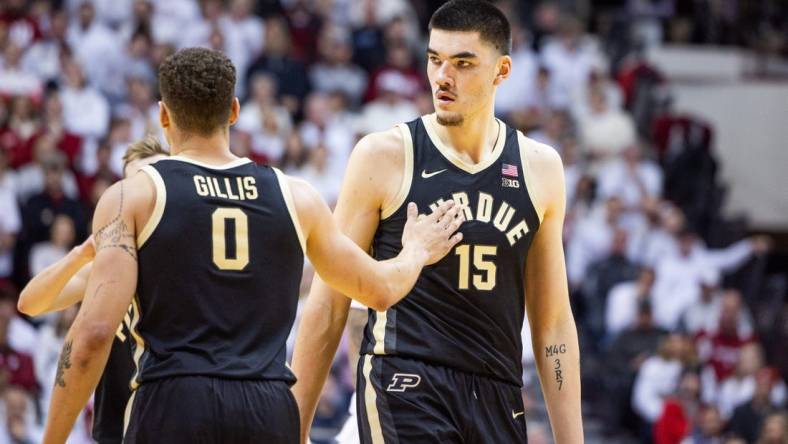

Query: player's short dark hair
428 0 511 55
158 47 236 136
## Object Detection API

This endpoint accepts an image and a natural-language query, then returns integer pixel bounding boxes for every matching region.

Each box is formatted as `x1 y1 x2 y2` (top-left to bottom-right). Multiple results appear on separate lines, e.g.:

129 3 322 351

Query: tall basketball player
41 47 463 444
292 1 583 443
18 136 167 444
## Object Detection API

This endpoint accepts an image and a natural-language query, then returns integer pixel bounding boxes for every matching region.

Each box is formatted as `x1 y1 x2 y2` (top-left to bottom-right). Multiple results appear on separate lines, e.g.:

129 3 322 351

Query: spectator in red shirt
0 0 42 50
19 89 83 170
654 371 701 444
364 43 423 102
696 290 756 384
0 290 37 394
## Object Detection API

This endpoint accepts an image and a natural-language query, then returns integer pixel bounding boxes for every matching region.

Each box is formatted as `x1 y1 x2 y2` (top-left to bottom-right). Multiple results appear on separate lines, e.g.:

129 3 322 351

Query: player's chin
435 110 463 127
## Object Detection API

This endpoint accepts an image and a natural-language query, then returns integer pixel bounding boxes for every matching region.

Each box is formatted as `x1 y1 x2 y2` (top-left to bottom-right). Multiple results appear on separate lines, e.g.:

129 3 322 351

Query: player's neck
432 110 499 164
168 130 239 164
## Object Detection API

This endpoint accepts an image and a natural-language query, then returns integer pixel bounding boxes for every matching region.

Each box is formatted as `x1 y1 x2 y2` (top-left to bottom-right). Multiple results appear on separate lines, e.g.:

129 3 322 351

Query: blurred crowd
0 0 786 443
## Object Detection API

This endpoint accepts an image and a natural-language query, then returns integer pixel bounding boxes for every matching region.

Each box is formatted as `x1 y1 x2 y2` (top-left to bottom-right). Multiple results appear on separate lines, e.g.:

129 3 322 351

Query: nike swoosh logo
512 410 525 419
421 169 447 179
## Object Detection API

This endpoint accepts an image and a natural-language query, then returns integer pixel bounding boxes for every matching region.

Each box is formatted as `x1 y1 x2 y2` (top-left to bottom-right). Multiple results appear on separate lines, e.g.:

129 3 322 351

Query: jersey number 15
455 245 497 291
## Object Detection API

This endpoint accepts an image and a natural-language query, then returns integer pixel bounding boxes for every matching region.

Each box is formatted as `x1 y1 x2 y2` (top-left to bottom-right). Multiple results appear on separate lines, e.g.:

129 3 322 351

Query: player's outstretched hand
401 200 464 266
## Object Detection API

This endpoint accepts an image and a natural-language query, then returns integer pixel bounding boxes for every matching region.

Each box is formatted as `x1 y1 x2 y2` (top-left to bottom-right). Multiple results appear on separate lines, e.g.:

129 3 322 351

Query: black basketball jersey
361 115 543 386
129 156 304 388
92 307 134 443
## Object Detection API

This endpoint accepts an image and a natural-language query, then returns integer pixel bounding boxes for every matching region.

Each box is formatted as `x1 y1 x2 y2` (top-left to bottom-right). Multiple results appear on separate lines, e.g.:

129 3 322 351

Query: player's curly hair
158 47 236 136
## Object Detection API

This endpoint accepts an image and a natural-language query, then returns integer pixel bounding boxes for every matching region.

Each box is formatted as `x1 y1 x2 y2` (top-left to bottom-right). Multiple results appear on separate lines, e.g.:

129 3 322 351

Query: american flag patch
502 163 518 177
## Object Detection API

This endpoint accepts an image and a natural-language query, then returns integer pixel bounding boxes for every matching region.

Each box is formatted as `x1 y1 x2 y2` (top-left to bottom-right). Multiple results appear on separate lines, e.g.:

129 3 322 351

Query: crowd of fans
0 0 786 443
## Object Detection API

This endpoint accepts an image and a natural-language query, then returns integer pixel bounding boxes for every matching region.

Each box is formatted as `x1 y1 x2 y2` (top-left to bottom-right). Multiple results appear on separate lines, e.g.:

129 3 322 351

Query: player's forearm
318 241 427 311
291 282 350 443
43 323 115 443
369 243 429 310
18 249 90 316
532 314 584 444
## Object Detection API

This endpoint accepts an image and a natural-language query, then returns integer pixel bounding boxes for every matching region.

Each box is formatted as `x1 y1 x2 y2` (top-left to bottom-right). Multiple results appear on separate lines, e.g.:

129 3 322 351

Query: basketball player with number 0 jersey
41 47 464 444
293 1 583 443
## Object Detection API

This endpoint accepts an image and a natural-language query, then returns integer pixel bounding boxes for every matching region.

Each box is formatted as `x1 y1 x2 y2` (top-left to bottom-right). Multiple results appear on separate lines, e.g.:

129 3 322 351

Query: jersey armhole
136 165 167 249
516 131 546 224
272 167 307 254
380 123 414 220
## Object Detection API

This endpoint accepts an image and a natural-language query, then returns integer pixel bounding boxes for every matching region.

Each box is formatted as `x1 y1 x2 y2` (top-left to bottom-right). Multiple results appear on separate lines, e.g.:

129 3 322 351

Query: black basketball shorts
123 376 299 443
357 355 527 443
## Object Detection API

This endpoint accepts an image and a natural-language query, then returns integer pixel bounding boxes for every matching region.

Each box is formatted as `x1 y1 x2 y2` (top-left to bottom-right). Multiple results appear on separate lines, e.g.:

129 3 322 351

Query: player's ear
494 55 512 86
159 101 170 129
228 97 240 126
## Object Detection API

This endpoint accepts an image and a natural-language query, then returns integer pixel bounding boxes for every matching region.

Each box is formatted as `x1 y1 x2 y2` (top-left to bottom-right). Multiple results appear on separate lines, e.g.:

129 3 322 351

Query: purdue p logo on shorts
386 373 422 392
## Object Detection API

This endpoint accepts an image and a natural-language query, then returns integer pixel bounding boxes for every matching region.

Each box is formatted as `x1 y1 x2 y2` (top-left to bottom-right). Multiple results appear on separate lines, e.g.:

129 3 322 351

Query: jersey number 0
212 208 250 270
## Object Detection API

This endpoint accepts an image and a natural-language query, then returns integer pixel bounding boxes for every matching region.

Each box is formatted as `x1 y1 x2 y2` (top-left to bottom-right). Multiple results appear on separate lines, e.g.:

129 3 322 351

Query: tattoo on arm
54 340 73 388
545 344 567 391
94 183 137 261
553 358 563 391
545 343 566 358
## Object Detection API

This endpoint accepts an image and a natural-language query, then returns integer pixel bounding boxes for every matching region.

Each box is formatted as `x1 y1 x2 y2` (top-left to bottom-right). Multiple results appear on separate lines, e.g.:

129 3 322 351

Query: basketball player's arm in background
291 129 406 443
17 239 93 317
524 144 584 443
43 173 151 444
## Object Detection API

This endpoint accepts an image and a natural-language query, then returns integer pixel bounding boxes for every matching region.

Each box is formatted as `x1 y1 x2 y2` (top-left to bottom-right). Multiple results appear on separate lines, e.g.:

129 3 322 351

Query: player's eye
457 60 471 68
429 56 441 65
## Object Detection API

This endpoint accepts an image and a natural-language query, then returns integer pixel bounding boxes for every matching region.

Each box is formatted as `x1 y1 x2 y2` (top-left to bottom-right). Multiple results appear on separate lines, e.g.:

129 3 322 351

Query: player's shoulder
515 130 563 173
100 173 155 209
351 125 405 165
515 130 565 218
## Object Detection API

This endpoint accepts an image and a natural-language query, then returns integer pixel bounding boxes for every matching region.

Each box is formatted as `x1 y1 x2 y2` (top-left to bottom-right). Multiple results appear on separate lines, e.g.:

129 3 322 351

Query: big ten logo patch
386 373 421 392
502 177 520 188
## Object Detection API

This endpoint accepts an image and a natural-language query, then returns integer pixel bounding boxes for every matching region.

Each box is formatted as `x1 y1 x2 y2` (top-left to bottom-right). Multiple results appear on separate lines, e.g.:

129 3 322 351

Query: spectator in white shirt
59 58 110 175
527 110 570 154
178 0 226 50
606 268 655 338
539 16 606 109
21 9 69 83
236 73 293 163
0 152 20 281
570 68 624 122
0 386 44 444
148 0 201 46
296 144 343 208
29 214 75 277
679 269 723 335
15 136 79 203
220 0 264 93
651 230 710 330
355 71 419 135
0 43 42 99
66 1 123 94
639 202 771 273
566 196 623 288
100 27 157 105
632 333 687 423
578 86 637 166
309 24 368 107
114 75 159 143
299 93 356 181
597 143 663 219
494 23 538 118
28 304 93 443
716 343 787 420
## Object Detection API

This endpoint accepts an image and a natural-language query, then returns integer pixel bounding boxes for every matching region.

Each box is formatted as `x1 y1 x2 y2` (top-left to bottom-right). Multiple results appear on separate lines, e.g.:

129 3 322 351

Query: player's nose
435 63 454 88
